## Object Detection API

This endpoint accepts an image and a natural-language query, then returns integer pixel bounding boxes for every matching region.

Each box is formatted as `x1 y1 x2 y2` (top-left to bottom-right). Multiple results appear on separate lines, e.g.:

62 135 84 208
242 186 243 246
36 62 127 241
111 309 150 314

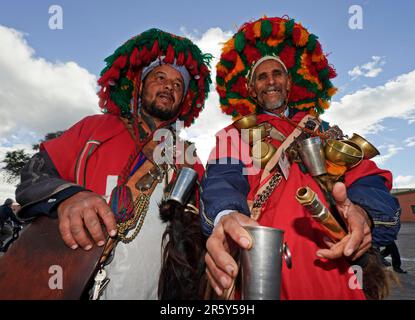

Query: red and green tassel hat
97 28 212 127
216 16 337 119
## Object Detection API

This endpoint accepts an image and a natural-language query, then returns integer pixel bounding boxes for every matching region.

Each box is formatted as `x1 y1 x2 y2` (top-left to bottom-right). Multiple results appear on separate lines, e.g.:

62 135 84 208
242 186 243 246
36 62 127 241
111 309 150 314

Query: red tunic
41 114 205 196
211 112 392 300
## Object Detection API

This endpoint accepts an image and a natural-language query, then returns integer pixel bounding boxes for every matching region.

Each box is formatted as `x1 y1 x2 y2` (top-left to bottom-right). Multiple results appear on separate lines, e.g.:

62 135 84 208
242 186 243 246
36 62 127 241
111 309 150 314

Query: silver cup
241 226 291 300
167 167 198 205
298 137 327 176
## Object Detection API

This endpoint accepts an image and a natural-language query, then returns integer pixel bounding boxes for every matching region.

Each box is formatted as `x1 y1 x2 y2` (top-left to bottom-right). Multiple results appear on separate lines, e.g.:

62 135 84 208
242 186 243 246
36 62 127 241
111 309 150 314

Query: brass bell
251 141 277 168
233 113 257 130
241 124 268 145
348 133 380 159
324 139 363 168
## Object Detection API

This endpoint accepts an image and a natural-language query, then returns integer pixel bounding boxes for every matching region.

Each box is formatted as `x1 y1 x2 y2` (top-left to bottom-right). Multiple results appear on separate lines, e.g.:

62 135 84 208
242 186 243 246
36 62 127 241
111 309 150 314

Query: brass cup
324 139 363 168
233 113 257 130
251 141 277 168
241 124 268 145
348 133 380 159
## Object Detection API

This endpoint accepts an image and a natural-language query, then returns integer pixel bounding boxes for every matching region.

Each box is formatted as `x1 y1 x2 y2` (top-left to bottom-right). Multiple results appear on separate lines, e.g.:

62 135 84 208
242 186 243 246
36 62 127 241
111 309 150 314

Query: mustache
262 85 282 93
157 91 175 103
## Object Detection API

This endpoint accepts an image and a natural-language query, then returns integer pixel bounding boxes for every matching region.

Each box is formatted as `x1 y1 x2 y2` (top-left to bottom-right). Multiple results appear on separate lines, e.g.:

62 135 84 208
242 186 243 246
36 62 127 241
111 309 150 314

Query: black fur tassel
158 199 207 300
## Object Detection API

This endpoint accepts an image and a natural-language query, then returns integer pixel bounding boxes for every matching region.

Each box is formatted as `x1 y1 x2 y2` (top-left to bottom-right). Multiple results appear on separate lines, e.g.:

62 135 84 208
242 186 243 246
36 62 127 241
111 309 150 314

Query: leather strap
249 115 320 213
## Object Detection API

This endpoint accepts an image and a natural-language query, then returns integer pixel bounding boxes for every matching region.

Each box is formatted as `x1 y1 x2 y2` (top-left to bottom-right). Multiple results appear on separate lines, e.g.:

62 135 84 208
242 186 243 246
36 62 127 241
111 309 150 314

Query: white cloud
323 70 415 135
372 144 403 166
404 136 415 147
180 27 233 164
348 56 385 80
0 25 98 143
393 175 415 188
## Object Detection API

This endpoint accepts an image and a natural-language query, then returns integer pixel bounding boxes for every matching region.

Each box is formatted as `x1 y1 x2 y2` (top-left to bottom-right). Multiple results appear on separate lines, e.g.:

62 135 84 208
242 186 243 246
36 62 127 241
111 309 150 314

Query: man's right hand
57 191 117 250
205 212 258 296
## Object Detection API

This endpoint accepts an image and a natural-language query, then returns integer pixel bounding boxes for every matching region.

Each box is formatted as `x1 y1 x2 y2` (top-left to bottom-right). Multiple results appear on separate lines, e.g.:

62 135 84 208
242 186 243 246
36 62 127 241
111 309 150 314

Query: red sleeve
344 159 393 190
40 116 97 182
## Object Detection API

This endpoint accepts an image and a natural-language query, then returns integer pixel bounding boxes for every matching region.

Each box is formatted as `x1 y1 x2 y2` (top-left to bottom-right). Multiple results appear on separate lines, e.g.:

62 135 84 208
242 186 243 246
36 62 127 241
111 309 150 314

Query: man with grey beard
200 16 399 300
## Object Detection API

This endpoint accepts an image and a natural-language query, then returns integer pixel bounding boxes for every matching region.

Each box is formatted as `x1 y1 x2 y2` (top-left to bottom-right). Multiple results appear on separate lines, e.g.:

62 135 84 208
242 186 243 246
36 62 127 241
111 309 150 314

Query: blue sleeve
347 175 401 246
18 186 86 221
200 158 250 236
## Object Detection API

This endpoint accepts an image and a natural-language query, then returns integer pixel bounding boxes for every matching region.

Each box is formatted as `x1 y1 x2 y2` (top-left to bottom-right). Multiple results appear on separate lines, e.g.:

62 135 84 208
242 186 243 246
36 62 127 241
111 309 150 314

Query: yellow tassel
221 38 235 54
327 87 338 97
278 21 286 38
225 55 245 82
266 37 284 47
299 29 309 47
297 53 322 90
253 21 262 38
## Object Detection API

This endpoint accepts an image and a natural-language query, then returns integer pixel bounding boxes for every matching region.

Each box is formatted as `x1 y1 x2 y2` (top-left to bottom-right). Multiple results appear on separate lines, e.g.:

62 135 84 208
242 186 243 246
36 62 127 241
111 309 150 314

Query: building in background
391 189 415 223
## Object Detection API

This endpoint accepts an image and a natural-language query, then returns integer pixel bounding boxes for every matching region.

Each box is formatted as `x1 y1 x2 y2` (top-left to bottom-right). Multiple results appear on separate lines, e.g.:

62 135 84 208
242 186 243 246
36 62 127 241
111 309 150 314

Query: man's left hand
316 182 372 261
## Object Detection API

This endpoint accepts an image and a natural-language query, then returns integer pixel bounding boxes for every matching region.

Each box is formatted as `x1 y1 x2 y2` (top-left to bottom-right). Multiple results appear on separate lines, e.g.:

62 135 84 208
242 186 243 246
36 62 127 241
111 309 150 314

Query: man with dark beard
14 29 211 299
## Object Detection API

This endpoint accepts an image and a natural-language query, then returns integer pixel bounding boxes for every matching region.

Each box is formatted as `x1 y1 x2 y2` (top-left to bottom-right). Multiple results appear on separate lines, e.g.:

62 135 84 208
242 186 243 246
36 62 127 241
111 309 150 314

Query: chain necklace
117 193 150 243
251 171 282 220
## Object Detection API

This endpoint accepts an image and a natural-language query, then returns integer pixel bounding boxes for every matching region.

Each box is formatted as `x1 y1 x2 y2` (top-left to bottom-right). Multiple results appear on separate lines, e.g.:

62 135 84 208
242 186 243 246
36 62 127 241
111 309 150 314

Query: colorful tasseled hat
98 29 212 127
216 16 337 119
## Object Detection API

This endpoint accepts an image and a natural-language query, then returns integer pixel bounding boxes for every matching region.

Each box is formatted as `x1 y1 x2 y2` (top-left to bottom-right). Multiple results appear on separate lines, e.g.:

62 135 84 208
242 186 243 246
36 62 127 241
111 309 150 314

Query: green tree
1 130 65 183
1 149 31 183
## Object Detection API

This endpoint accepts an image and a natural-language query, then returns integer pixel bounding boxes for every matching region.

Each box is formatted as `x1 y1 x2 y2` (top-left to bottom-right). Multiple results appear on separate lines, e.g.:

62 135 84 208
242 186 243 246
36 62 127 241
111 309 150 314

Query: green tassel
285 19 295 37
219 97 229 105
307 34 318 52
261 19 272 39
221 59 234 70
235 32 246 53
216 76 225 86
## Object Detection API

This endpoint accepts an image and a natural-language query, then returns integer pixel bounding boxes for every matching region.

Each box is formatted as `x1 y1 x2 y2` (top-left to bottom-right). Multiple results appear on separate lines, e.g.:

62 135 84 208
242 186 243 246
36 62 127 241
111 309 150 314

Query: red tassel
130 47 141 66
217 88 226 99
290 84 316 102
150 40 160 60
164 45 175 64
176 51 185 65
313 42 323 58
98 66 120 86
279 45 296 69
245 26 255 41
328 65 337 79
271 20 281 37
292 26 301 45
243 46 261 64
105 100 121 115
113 55 127 69
199 64 209 77
315 56 328 71
222 50 237 64
140 46 151 65
231 76 248 97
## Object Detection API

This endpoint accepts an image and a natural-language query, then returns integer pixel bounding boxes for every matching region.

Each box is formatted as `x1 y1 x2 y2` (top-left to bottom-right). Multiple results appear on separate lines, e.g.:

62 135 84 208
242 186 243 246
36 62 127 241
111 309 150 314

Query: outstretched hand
205 212 258 296
316 182 372 261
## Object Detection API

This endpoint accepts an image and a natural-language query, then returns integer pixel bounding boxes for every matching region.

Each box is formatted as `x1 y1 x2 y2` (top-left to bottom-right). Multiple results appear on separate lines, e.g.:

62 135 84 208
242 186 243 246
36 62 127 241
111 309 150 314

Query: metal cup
241 226 291 300
167 167 198 205
297 137 327 176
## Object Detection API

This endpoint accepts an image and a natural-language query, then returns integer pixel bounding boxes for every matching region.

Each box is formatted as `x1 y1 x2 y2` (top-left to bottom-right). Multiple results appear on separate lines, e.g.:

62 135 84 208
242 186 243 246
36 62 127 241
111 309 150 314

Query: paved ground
386 222 415 300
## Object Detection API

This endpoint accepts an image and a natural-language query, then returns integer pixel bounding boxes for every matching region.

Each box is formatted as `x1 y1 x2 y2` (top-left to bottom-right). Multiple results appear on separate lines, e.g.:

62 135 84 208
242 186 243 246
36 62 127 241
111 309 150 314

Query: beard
262 97 285 111
142 93 180 121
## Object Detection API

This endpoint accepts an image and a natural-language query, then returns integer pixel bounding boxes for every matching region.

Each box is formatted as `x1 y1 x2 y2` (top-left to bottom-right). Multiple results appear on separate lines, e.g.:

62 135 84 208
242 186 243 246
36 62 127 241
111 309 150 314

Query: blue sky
0 0 414 199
